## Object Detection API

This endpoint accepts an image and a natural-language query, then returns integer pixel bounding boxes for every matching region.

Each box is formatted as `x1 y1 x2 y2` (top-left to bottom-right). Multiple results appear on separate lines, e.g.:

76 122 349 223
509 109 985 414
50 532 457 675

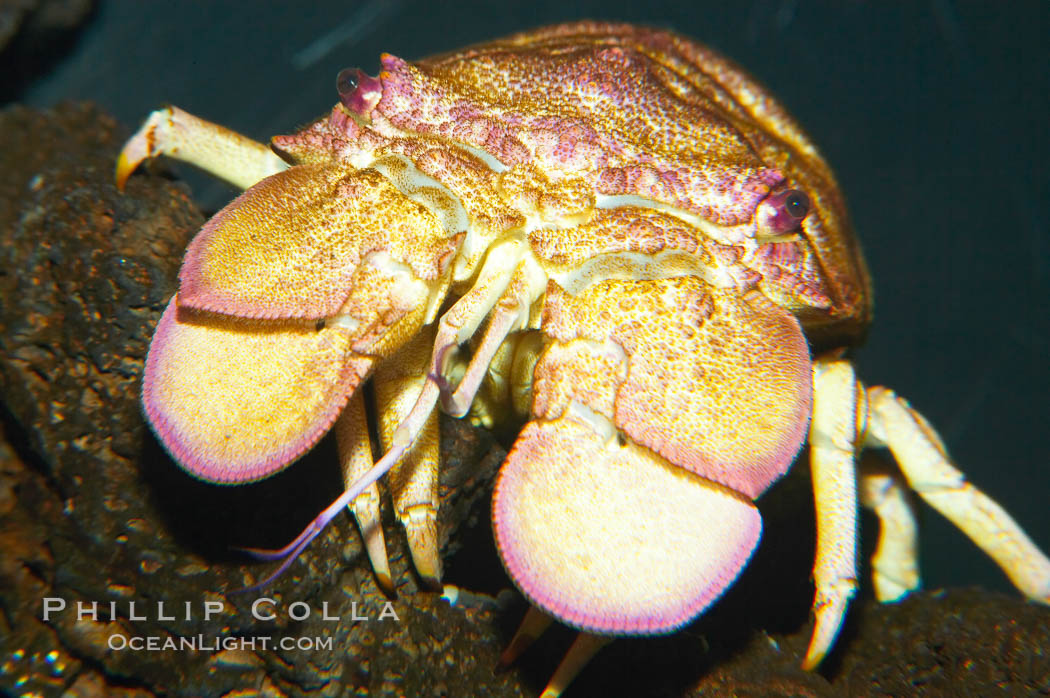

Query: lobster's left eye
761 188 811 237
336 68 360 98
335 67 382 117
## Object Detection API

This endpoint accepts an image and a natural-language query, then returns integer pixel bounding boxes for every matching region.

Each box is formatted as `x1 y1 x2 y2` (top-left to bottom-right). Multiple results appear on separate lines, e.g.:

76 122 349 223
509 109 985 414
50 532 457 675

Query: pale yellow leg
866 387 1050 603
540 634 611 698
116 106 289 191
428 240 536 386
462 336 513 430
498 606 555 669
498 606 607 697
803 358 862 670
440 259 545 418
857 456 920 602
334 392 394 595
509 330 545 420
384 238 543 459
374 326 444 589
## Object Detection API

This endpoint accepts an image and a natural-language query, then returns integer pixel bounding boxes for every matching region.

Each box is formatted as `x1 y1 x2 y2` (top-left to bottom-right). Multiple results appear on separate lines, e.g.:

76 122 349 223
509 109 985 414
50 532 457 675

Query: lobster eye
335 67 382 117
336 68 359 99
782 190 810 220
761 188 811 237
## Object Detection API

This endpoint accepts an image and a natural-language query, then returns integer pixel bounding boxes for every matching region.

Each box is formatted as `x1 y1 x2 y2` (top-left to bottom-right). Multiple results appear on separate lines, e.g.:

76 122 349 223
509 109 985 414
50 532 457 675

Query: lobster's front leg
116 106 289 191
374 325 444 590
335 391 394 595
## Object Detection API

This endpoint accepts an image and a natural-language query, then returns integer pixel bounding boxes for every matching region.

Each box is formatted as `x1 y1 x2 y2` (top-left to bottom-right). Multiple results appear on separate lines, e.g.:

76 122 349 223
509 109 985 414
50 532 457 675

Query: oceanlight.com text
107 634 334 652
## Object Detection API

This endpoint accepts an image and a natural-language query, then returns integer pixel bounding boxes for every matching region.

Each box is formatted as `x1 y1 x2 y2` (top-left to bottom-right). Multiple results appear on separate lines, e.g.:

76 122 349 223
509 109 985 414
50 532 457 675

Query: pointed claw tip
801 650 824 672
115 130 151 192
115 151 136 192
375 572 397 599
408 549 443 592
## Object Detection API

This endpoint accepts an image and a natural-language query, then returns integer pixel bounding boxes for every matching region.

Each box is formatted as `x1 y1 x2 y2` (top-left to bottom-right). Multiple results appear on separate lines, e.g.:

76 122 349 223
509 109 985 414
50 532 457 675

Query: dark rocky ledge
0 103 1047 697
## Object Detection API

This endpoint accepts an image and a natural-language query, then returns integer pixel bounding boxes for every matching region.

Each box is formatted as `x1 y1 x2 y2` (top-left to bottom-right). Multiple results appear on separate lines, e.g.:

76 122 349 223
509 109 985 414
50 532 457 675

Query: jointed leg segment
804 359 861 669
375 326 443 589
335 392 394 595
857 456 920 602
807 360 1050 669
866 387 1050 602
116 106 289 191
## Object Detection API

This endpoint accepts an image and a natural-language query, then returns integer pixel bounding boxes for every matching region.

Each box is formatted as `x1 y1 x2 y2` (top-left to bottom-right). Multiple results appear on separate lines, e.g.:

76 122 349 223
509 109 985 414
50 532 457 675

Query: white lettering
77 601 98 621
378 602 400 622
42 597 65 621
288 601 310 621
252 598 276 621
203 601 224 621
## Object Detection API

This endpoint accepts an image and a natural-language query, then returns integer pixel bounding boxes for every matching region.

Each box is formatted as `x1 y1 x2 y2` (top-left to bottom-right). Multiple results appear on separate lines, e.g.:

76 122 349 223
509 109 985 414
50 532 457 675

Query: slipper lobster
116 21 1050 696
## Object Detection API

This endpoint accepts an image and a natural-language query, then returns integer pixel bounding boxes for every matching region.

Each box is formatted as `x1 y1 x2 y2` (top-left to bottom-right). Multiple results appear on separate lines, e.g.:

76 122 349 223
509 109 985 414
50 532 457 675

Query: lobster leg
866 386 1050 602
382 239 544 460
803 359 860 670
498 606 554 669
540 634 612 698
806 368 1050 670
116 106 288 191
374 326 444 589
441 261 546 418
335 392 394 595
857 455 920 602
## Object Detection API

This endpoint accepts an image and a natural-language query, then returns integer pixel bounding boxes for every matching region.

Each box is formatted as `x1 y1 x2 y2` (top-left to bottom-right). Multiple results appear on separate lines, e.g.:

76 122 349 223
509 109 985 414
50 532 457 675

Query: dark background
7 1 1048 597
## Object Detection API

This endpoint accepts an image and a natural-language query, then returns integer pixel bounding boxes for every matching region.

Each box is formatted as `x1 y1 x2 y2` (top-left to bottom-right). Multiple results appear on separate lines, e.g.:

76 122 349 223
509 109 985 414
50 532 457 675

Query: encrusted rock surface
0 103 1048 697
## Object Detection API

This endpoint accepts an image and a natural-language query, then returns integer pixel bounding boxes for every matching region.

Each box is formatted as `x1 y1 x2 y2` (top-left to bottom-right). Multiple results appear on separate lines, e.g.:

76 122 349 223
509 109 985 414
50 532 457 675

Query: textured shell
277 21 872 349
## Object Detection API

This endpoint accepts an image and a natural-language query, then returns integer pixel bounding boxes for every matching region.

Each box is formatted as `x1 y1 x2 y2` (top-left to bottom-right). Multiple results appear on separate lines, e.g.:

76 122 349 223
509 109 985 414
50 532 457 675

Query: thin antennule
232 439 412 591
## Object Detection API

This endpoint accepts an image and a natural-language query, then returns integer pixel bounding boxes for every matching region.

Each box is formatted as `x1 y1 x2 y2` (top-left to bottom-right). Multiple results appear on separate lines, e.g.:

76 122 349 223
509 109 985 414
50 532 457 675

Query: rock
1 103 1048 697
674 587 1050 696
